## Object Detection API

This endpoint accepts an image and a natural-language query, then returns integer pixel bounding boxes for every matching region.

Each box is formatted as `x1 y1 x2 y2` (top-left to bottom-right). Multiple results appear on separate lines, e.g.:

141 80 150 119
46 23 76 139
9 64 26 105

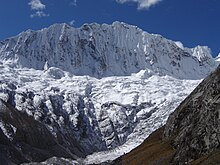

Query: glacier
0 22 218 164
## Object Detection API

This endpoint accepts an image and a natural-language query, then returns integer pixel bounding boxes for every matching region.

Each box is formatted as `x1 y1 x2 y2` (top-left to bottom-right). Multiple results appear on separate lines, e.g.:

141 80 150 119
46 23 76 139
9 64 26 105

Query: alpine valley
0 22 218 164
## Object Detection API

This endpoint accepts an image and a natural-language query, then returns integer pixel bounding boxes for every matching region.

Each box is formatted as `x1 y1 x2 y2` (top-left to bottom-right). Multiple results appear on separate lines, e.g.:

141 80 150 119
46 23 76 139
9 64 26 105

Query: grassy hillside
114 127 174 165
113 126 220 165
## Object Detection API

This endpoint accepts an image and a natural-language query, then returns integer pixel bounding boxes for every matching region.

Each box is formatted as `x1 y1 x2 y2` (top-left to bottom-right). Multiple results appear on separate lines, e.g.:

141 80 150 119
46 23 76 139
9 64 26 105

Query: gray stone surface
164 65 220 164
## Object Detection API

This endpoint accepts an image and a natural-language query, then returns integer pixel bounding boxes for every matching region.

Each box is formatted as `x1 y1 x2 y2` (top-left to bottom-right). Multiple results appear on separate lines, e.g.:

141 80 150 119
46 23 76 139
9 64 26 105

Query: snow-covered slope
215 53 220 63
0 22 218 164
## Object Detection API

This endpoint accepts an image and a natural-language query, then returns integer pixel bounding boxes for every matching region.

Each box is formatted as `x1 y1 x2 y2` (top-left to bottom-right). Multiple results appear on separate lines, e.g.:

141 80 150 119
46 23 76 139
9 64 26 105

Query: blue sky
0 0 219 56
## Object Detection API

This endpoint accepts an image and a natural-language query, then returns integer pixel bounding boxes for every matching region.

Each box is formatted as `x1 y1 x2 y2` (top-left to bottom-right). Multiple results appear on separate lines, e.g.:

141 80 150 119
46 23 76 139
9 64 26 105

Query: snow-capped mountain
0 22 218 164
0 22 216 79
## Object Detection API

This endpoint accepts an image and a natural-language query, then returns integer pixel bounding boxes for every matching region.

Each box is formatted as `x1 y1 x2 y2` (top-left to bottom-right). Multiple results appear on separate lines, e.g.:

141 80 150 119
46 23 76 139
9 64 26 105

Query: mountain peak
191 45 213 63
0 22 217 79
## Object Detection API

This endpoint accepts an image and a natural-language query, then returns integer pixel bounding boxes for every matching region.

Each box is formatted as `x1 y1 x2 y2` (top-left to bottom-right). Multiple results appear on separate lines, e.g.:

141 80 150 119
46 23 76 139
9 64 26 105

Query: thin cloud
28 0 49 18
70 0 77 7
116 0 162 9
28 0 45 10
30 11 49 18
69 19 75 26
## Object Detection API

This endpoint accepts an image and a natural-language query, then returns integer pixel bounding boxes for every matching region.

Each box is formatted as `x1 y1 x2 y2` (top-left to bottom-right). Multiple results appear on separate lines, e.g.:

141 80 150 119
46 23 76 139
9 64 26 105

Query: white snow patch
175 41 184 49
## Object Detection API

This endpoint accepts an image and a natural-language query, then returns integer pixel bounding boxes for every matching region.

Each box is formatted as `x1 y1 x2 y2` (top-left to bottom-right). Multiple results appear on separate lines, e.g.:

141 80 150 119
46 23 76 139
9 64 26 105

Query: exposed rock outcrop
164 65 220 164
0 99 77 164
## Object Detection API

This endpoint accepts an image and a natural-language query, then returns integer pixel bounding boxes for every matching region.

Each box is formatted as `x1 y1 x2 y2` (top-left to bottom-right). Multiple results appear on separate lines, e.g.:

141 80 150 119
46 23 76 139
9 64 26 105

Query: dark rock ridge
164 64 220 164
0 99 78 164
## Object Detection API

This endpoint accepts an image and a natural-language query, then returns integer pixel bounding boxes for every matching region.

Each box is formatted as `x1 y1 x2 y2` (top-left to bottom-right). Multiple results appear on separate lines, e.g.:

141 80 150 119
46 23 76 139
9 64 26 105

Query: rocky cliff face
0 99 78 164
164 64 220 164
